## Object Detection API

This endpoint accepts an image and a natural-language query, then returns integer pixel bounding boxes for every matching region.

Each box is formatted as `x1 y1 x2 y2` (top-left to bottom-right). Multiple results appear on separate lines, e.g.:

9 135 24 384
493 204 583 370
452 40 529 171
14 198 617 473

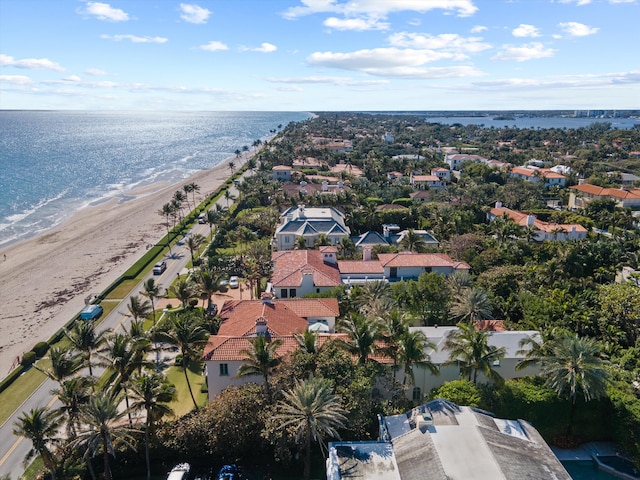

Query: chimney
363 246 372 261
255 317 268 335
322 181 328 191
261 292 274 305
526 215 535 226
495 201 503 209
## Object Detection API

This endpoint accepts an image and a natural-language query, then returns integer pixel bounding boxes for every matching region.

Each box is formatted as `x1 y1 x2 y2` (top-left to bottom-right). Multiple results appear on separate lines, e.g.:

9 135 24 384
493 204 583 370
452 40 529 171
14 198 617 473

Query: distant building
273 205 350 251
383 132 395 143
410 174 446 190
488 204 588 241
271 248 341 297
569 183 640 209
509 166 566 188
327 399 571 480
272 165 292 181
445 153 488 171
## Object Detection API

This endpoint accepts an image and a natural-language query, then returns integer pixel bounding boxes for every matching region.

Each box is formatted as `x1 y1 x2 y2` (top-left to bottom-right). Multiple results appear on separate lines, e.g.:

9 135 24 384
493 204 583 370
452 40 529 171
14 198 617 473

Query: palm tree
397 330 439 386
337 313 382 364
238 335 283 397
129 373 176 480
51 375 93 437
205 209 219 237
13 407 60 480
72 390 138 480
37 345 84 386
224 189 235 207
444 323 506 384
399 228 428 253
294 236 308 250
539 334 610 436
275 376 347 480
158 203 175 256
141 278 163 327
127 295 151 323
186 233 205 265
169 277 196 309
194 268 223 311
155 312 209 410
186 182 200 210
450 288 493 324
65 321 109 377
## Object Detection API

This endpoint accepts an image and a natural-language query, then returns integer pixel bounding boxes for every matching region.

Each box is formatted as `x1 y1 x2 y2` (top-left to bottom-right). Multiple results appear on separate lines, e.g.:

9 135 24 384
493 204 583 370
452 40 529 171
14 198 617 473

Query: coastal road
0 162 249 479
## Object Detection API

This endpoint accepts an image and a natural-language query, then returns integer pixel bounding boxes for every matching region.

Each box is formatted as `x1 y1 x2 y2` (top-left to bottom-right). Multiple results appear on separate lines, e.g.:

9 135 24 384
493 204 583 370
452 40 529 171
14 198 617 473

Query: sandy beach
0 152 250 377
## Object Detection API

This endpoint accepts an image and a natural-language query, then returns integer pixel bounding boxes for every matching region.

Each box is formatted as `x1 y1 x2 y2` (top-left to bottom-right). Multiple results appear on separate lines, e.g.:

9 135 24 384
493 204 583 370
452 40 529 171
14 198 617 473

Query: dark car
217 465 239 480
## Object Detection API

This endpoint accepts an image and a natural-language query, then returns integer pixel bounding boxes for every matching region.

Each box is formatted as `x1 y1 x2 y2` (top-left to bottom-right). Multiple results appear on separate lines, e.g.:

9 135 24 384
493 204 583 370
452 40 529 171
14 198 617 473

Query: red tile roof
218 300 308 337
337 260 384 275
377 252 470 270
474 320 506 332
271 250 341 288
490 207 587 233
571 183 640 200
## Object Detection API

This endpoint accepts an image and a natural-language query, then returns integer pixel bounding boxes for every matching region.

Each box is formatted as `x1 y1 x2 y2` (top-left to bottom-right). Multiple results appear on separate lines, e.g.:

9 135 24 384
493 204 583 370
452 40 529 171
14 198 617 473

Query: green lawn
104 279 139 300
165 361 208 417
0 366 47 424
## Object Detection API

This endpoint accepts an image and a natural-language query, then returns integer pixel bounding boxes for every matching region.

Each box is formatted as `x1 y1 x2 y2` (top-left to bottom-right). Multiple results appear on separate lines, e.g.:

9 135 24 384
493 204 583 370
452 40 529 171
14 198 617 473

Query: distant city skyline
1 0 639 111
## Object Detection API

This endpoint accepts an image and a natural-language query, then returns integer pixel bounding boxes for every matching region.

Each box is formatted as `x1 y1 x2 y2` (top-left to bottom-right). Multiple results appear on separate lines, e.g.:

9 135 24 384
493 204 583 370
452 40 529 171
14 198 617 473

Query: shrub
430 380 482 407
20 351 36 367
175 354 183 366
33 341 49 358
391 198 412 207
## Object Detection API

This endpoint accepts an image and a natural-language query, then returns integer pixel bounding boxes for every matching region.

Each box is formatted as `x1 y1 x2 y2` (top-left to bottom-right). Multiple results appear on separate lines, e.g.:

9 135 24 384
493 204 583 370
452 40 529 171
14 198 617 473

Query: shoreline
0 150 252 376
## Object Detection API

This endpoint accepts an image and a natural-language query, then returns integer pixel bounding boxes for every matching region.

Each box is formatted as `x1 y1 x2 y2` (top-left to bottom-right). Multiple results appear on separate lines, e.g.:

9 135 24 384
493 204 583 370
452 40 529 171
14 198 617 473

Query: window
492 359 500 367
281 289 288 298
219 363 229 376
412 387 421 402
289 288 297 298
390 267 397 278
316 288 320 293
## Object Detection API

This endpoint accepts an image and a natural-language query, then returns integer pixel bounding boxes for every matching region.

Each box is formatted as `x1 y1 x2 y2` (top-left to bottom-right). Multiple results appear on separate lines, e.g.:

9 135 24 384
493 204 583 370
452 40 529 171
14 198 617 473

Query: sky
0 0 639 111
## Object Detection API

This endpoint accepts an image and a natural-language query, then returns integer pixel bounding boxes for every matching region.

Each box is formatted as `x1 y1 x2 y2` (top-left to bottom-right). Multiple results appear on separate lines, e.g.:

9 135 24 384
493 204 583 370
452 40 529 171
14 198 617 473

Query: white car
229 276 239 289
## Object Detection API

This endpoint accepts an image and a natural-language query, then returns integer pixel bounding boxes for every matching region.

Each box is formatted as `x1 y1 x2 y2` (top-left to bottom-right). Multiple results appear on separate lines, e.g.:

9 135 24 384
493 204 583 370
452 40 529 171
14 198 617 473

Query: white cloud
0 75 32 85
307 48 484 78
324 16 390 31
491 42 555 62
0 54 65 71
282 0 478 20
101 34 168 43
79 2 129 21
557 22 599 37
85 68 109 76
266 75 388 86
199 41 229 51
62 75 82 82
179 4 212 24
388 32 491 54
241 43 277 53
471 70 640 90
512 24 541 38
471 25 487 33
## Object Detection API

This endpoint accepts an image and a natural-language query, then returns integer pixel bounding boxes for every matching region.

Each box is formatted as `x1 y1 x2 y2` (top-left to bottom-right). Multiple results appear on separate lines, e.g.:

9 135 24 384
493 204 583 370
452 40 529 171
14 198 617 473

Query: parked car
229 276 239 289
153 261 167 275
167 463 191 480
80 304 103 321
216 465 239 480
198 213 207 224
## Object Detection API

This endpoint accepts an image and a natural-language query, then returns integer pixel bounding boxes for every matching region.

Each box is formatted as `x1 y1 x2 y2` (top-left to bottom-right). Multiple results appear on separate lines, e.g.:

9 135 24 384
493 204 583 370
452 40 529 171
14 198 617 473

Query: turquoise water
0 111 312 246
562 460 625 480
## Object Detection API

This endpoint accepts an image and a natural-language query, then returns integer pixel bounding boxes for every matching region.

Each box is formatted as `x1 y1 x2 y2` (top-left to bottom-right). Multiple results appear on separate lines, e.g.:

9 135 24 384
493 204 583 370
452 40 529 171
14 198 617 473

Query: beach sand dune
0 153 247 376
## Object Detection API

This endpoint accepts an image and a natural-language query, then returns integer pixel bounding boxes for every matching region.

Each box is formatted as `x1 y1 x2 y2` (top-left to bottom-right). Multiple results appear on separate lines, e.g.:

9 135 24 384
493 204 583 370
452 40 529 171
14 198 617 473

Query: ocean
0 111 312 247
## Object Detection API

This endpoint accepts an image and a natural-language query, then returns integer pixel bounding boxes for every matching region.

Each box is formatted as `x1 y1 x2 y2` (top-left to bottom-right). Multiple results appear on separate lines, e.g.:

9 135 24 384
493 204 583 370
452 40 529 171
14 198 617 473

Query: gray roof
329 400 571 480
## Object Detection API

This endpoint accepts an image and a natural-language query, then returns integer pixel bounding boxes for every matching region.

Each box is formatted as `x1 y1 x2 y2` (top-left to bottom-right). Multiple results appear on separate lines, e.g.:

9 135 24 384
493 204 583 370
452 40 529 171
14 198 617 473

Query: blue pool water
562 460 629 480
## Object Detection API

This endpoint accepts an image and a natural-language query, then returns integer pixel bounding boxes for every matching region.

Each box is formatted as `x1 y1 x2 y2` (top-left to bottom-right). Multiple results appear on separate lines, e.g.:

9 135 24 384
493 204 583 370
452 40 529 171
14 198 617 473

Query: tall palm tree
194 268 223 311
64 321 109 377
158 203 175 256
36 345 84 386
275 376 347 480
205 209 219 238
399 228 428 253
186 233 205 265
397 330 439 386
539 334 610 436
155 312 209 410
128 373 176 480
444 323 506 384
141 278 163 327
450 288 493 324
337 313 382 364
51 375 93 436
72 390 138 480
352 281 396 320
13 407 60 480
238 335 283 397
127 295 151 323
97 333 146 425
169 278 196 309
224 190 235 207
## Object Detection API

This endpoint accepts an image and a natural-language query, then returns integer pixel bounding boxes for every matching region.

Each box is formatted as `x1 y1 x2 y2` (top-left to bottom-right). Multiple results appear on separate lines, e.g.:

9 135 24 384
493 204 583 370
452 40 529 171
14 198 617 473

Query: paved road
0 175 245 479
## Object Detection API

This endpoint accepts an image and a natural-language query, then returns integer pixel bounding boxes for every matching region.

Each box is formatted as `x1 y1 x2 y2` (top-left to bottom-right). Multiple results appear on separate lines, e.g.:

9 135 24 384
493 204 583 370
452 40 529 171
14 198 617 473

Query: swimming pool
562 460 624 480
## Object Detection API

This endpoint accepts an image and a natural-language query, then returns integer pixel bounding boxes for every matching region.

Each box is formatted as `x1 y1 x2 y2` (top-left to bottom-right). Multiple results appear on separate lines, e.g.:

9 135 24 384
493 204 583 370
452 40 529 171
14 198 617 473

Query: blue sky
1 0 638 111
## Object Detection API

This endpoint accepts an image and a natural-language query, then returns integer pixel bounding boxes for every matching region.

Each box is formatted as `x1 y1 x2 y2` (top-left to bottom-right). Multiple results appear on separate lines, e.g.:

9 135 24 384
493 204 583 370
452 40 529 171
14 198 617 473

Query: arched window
412 387 421 402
